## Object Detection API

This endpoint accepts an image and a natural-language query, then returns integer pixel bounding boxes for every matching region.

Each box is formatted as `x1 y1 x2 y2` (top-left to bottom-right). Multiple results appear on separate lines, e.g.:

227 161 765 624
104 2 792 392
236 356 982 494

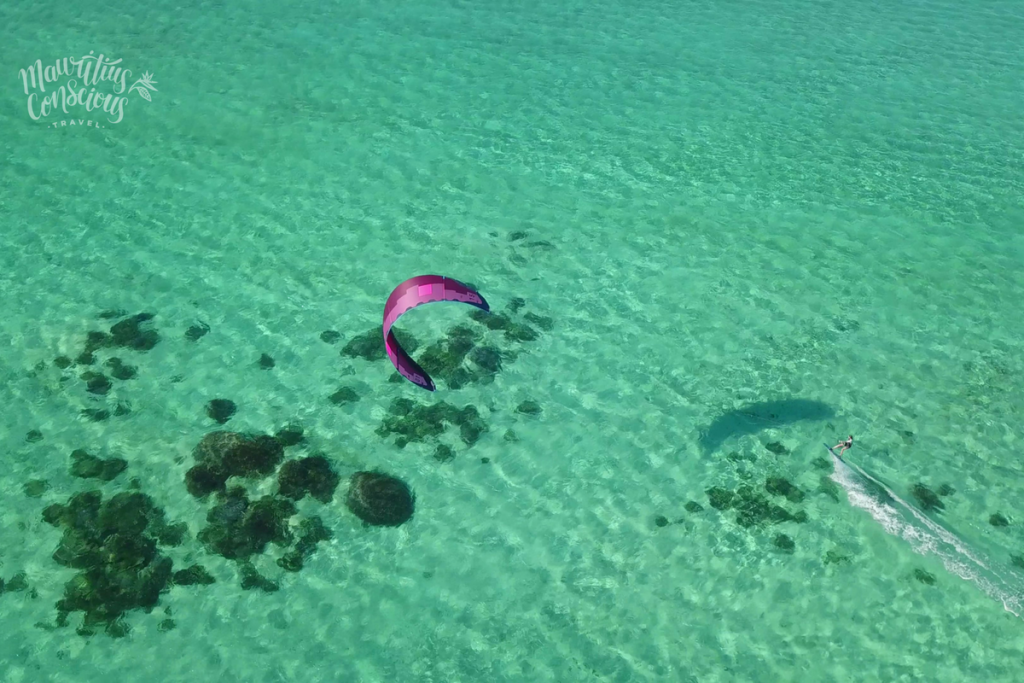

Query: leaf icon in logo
138 72 158 91
128 72 158 101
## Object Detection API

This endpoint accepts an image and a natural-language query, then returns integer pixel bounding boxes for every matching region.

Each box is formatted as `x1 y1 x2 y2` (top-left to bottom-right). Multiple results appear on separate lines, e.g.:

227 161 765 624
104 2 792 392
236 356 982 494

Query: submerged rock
514 400 542 416
69 449 127 482
239 562 278 593
329 387 359 405
910 483 944 513
206 399 236 424
171 565 215 586
913 568 936 585
773 534 795 553
23 479 50 498
346 472 415 527
277 456 340 503
990 513 1009 527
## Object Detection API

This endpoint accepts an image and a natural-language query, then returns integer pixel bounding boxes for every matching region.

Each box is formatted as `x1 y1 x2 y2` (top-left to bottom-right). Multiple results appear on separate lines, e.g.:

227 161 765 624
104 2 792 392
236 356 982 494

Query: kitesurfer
831 435 854 459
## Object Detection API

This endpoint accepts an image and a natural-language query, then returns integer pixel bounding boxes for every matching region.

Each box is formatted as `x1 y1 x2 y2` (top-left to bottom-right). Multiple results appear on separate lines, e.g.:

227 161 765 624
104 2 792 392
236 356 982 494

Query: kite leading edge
383 275 490 391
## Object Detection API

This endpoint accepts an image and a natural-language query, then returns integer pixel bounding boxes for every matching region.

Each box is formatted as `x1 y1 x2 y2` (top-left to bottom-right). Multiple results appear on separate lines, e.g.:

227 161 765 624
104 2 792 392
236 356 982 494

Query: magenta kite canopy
383 275 490 391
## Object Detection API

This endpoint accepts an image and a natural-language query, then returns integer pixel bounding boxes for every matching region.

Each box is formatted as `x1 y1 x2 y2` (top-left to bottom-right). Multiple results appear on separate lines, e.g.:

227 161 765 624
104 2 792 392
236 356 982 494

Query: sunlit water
1 0 1023 681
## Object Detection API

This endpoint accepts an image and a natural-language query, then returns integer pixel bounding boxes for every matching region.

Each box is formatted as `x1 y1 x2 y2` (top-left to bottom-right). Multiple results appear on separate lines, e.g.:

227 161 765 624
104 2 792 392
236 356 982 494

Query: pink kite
383 275 489 391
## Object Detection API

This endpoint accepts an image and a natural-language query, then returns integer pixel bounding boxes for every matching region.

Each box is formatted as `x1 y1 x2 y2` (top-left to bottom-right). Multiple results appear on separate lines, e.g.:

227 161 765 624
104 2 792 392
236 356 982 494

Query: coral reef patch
345 472 415 527
42 489 197 637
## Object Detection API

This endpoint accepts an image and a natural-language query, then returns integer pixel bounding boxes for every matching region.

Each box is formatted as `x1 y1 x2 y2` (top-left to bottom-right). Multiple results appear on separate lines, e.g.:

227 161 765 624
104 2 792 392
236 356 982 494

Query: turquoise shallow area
2 0 1023 680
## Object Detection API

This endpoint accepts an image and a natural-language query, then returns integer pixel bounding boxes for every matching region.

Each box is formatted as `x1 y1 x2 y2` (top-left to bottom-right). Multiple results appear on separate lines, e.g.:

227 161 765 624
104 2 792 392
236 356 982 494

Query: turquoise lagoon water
1 0 1023 680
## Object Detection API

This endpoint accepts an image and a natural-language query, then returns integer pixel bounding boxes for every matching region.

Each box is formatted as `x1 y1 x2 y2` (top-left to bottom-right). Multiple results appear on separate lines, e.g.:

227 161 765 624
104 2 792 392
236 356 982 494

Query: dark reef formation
764 476 805 504
346 472 415 527
28 310 434 637
42 490 197 637
88 312 161 353
515 400 542 416
0 571 30 596
106 357 137 380
47 312 160 424
80 370 112 395
913 568 937 585
824 550 850 565
468 306 552 343
172 565 215 586
329 386 360 405
989 513 1009 527
185 431 285 498
24 479 50 498
413 324 482 390
277 455 341 503
342 326 418 362
184 428 339 591
340 299 553 454
433 444 455 463
332 300 555 472
277 517 332 573
185 321 210 342
910 483 944 513
206 398 237 424
376 398 488 450
69 449 127 482
274 424 305 447
198 488 296 561
773 534 795 554
706 481 808 528
193 486 333 588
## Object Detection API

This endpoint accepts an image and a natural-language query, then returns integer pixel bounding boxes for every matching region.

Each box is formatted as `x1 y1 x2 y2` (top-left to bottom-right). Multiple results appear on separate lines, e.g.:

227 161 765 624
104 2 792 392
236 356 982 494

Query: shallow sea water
1 0 1023 681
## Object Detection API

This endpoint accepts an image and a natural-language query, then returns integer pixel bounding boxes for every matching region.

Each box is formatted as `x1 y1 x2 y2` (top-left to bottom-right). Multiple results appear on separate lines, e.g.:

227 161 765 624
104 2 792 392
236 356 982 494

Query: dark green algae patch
706 483 809 528
42 490 197 637
33 424 348 637
184 428 339 592
338 298 555 464
376 398 488 449
23 309 429 638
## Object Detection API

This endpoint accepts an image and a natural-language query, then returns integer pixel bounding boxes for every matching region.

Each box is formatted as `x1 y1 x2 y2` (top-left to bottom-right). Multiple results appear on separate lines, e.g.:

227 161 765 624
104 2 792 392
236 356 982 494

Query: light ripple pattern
0 0 1023 681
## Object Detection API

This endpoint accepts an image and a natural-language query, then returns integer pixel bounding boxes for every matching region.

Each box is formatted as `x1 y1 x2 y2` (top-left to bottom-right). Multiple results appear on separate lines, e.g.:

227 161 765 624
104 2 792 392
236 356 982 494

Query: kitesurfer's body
831 435 853 459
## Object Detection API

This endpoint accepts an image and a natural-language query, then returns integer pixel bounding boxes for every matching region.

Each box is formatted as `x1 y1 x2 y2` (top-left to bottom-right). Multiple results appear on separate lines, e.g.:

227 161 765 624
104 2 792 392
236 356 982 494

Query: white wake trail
830 455 1023 619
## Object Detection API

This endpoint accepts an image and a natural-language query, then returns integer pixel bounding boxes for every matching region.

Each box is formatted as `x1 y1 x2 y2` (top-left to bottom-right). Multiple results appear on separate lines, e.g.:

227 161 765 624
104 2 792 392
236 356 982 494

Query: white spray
830 454 1023 619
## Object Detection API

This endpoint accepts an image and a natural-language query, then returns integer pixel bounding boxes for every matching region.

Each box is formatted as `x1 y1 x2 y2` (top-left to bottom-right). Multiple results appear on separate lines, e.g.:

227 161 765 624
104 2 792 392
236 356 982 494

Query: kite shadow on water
698 398 835 454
